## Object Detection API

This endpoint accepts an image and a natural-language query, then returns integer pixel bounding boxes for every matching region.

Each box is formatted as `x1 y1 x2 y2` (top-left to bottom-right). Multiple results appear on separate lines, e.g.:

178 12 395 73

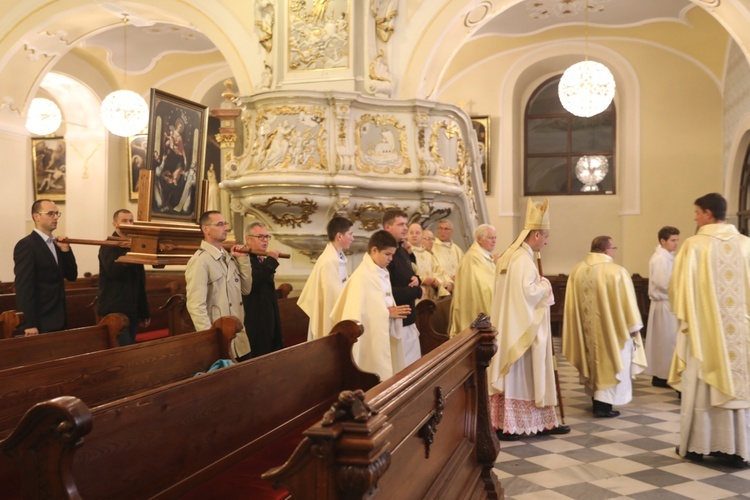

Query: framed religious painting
31 137 66 201
128 134 148 201
471 116 490 194
145 88 208 223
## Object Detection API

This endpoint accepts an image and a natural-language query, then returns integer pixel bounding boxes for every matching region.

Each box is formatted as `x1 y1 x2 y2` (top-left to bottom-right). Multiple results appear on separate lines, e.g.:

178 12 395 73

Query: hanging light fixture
101 15 148 137
575 154 609 191
26 97 62 136
558 0 615 118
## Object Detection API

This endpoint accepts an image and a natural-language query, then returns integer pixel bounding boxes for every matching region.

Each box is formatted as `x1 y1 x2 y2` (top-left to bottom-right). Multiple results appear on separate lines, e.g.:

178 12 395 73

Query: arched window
738 144 750 235
524 75 616 195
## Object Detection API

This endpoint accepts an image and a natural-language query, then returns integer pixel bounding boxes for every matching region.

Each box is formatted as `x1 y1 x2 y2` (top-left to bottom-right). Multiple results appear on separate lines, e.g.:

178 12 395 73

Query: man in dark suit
242 221 283 358
382 209 428 368
13 199 78 335
98 209 150 345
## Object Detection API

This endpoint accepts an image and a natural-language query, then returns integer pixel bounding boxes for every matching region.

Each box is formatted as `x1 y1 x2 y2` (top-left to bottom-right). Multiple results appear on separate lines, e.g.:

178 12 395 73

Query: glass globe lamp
575 155 608 192
25 98 62 136
558 60 615 118
101 89 148 137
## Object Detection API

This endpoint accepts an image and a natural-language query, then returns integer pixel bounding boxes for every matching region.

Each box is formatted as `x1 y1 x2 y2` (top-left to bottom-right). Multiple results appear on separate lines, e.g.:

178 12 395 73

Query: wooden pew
415 296 452 355
0 320 379 499
261 314 502 499
0 310 22 339
0 316 240 439
0 313 127 372
158 292 311 347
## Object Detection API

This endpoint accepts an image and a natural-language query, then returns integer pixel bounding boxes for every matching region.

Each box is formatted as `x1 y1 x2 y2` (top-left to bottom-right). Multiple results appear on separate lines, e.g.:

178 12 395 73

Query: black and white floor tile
493 339 750 499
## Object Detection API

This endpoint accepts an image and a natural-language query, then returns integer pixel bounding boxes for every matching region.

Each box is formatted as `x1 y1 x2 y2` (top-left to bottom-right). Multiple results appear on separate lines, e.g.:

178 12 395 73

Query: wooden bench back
0 320 378 499
263 314 502 499
0 313 126 371
0 316 238 438
415 296 452 354
0 310 22 339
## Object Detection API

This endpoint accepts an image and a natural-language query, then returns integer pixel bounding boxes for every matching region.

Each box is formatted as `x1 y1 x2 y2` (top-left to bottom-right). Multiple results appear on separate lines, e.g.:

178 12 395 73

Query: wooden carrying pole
536 251 566 424
56 237 290 259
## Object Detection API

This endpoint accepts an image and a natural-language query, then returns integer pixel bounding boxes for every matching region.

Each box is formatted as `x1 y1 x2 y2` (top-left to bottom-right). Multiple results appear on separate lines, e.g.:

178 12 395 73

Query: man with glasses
185 210 253 360
243 221 283 357
431 219 464 292
13 199 78 335
563 235 647 418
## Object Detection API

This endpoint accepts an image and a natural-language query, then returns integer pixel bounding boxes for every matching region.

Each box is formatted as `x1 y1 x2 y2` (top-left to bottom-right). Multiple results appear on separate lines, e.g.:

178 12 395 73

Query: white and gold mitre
523 197 550 231
497 198 550 273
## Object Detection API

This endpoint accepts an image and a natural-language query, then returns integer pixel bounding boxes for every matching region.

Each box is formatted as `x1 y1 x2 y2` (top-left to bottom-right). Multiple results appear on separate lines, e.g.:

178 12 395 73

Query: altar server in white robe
299 217 354 340
448 224 497 336
670 193 749 468
488 199 569 439
644 225 680 387
407 222 450 302
330 230 411 380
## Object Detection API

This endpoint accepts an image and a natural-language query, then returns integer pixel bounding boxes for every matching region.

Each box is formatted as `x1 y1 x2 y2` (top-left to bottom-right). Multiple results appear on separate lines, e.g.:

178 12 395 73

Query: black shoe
539 425 571 436
593 409 620 418
709 451 749 468
677 446 703 462
496 430 521 441
652 377 669 388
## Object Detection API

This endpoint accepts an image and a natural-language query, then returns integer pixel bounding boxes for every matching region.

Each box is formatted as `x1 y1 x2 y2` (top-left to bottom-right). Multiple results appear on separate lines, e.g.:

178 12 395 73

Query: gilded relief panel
288 0 350 70
251 105 328 171
355 114 410 174
430 119 468 182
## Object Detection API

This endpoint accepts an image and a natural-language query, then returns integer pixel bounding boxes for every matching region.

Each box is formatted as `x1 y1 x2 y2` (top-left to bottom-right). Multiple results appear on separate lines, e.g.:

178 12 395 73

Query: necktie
48 237 58 264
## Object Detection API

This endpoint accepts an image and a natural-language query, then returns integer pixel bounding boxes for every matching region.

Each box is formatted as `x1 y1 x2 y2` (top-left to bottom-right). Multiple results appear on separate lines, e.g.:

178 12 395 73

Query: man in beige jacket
186 210 253 360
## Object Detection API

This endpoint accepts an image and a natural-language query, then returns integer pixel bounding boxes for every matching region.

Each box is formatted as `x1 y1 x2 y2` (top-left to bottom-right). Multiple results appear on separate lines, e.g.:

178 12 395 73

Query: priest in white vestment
431 219 464 292
488 199 569 439
669 193 749 468
407 223 450 302
563 235 647 418
299 217 354 341
330 230 411 380
448 224 497 336
644 226 680 387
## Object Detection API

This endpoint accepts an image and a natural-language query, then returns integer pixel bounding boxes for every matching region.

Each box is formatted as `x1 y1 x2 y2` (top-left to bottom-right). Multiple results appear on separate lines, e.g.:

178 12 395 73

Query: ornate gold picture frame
31 137 66 201
145 88 208 223
471 116 490 194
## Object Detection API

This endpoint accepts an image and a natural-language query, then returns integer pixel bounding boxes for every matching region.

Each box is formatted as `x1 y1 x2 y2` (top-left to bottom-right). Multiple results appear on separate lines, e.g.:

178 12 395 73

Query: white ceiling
476 0 695 37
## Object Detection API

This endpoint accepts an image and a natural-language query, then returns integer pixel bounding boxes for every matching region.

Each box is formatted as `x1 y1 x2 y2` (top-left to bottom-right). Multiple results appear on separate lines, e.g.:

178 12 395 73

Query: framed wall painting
145 88 208 224
31 137 66 201
128 134 148 201
471 116 490 194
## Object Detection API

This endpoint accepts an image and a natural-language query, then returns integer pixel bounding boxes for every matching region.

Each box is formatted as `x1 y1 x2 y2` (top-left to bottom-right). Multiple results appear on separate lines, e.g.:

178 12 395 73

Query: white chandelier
26 97 62 136
575 154 608 191
557 0 615 118
101 15 148 137
559 61 615 117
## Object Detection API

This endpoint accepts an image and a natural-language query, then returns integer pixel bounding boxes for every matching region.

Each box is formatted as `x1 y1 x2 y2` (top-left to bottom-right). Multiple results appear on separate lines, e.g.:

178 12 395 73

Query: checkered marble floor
493 339 750 499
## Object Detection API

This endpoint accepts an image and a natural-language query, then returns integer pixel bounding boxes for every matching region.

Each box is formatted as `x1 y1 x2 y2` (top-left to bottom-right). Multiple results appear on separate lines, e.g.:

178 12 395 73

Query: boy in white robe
644 226 680 387
299 217 354 340
330 230 411 380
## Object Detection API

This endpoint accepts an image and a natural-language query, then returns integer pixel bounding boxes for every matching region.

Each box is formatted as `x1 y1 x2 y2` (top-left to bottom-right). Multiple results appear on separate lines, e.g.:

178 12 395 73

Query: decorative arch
398 0 750 100
725 114 750 231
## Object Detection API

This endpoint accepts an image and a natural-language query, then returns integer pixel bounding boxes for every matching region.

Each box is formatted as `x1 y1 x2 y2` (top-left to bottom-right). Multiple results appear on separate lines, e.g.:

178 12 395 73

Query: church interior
2 0 750 498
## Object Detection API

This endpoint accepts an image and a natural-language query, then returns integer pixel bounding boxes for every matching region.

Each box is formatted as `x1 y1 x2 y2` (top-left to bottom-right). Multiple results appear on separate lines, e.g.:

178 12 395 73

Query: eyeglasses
249 234 272 241
207 222 230 228
608 246 618 250
36 211 62 218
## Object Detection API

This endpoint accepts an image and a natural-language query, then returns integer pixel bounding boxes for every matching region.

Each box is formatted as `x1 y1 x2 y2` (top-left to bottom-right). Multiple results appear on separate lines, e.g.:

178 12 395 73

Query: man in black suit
382 209 428 368
242 221 283 358
98 209 150 345
13 199 78 335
